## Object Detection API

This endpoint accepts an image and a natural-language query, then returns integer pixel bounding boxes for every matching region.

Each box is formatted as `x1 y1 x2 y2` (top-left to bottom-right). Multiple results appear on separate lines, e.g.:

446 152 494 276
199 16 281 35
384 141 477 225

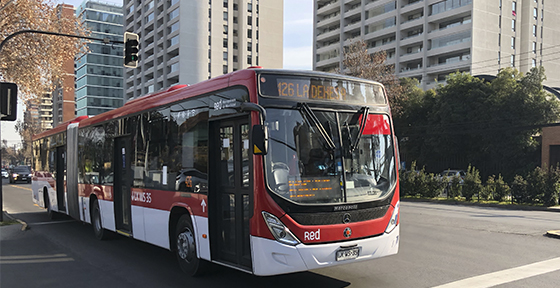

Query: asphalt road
2 181 560 288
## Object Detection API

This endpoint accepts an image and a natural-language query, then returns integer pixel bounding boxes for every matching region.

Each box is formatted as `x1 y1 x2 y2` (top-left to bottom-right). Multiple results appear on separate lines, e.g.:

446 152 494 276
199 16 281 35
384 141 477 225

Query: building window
146 12 154 22
511 19 515 32
223 65 228 74
233 16 238 23
248 16 252 25
169 8 179 21
247 55 252 65
223 52 228 61
533 25 537 36
248 3 252 12
534 8 538 19
512 1 516 13
223 39 228 48
247 42 252 51
532 59 536 67
223 25 228 34
223 0 228 8
170 35 179 46
223 11 228 21
233 42 238 49
511 55 515 67
247 29 252 38
533 42 537 53
511 37 515 49
233 55 238 62
233 3 238 10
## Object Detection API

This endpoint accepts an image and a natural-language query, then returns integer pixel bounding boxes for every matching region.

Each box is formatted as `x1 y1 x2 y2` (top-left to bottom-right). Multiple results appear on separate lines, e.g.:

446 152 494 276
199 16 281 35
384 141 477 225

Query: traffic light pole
0 29 123 222
0 29 124 54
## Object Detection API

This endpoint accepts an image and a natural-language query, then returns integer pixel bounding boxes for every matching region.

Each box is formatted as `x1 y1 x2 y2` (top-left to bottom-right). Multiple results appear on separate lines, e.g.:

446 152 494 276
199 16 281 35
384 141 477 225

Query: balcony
317 1 340 15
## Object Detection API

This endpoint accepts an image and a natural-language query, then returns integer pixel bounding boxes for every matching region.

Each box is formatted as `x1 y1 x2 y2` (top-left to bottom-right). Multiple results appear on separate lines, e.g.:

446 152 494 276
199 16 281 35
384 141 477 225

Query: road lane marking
9 185 32 191
432 257 560 288
0 254 74 264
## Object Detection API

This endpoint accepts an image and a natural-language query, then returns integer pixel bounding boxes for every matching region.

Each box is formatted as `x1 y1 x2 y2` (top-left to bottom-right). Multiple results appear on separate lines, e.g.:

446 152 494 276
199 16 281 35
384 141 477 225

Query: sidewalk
402 197 560 213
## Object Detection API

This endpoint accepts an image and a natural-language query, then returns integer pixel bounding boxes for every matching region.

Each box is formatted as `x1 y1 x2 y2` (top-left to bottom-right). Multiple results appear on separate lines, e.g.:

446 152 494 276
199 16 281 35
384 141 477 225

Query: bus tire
92 199 109 240
45 190 58 220
175 215 207 277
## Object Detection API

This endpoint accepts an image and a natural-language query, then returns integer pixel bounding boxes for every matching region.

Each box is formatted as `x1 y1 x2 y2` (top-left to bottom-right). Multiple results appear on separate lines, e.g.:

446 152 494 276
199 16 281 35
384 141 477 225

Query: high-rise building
75 1 124 117
52 4 77 126
313 0 560 89
123 0 283 101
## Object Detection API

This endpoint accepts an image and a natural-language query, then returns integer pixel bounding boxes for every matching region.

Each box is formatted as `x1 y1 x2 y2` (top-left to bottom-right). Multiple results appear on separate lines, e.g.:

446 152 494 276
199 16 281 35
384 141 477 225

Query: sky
1 0 314 147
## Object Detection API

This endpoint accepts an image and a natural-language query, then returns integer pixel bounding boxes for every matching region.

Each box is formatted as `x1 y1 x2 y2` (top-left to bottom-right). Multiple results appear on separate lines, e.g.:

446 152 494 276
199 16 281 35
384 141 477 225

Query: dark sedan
9 166 32 184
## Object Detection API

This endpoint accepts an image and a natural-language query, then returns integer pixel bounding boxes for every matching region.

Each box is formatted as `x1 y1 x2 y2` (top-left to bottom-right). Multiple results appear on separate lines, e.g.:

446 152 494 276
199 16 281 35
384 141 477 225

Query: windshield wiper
299 103 336 151
351 107 369 152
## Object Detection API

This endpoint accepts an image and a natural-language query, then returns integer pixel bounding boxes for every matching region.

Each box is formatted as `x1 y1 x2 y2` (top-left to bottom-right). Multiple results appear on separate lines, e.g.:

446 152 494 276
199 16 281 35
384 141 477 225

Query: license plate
336 247 359 261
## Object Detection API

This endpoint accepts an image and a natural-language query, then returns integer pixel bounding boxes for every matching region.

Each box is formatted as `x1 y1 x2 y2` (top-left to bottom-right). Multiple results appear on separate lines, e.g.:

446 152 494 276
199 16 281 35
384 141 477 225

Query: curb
546 230 560 239
2 211 29 231
402 197 560 213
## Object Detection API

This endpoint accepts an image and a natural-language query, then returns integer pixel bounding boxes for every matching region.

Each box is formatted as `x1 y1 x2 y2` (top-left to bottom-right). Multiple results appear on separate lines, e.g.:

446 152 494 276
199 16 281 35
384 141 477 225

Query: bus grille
288 205 390 226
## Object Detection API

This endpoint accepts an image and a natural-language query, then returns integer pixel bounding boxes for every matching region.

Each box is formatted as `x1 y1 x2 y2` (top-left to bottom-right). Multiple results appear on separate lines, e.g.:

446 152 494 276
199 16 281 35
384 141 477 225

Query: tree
400 67 560 180
0 0 88 99
339 40 406 117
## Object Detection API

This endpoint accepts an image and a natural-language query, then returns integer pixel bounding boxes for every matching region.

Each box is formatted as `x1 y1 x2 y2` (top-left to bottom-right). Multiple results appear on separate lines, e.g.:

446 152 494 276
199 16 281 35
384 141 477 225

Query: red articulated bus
32 68 400 276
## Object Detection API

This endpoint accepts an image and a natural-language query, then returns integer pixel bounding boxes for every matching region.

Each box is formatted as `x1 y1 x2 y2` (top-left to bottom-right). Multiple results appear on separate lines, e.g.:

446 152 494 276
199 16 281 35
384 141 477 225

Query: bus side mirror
252 124 268 155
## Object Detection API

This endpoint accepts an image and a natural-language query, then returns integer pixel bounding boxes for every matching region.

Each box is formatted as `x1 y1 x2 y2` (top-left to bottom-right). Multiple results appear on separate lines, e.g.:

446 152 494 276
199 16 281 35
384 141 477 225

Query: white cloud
283 46 313 70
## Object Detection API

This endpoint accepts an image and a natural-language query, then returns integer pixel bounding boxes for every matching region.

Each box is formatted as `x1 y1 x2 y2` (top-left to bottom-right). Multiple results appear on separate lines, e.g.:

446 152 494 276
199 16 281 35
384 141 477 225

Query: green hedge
399 164 559 207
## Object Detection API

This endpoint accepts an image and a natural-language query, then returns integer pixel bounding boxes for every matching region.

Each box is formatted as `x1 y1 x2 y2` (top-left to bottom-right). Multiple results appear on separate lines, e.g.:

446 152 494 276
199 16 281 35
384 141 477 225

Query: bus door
55 146 66 212
210 117 252 270
114 136 132 235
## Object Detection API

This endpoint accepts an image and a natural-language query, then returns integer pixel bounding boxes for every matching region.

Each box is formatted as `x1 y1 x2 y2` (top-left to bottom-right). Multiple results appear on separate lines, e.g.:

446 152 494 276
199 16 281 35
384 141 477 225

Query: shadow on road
2 212 351 288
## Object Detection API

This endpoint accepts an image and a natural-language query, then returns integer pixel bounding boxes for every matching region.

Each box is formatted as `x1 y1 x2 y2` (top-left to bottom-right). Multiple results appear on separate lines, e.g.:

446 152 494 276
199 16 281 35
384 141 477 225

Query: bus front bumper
251 225 399 276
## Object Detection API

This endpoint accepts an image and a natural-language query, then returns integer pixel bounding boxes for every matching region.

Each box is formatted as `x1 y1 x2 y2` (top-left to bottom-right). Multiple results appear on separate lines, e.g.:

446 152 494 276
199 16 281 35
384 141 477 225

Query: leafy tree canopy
399 67 559 179
0 0 89 99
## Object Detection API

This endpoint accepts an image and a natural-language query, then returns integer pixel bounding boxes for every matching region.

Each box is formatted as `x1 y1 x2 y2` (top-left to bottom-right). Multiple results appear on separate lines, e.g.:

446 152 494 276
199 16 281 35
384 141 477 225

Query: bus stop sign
0 82 18 121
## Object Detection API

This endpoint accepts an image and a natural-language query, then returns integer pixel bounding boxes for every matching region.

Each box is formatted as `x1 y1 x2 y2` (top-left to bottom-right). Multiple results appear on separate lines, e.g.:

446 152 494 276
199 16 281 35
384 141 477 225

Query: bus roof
33 68 384 139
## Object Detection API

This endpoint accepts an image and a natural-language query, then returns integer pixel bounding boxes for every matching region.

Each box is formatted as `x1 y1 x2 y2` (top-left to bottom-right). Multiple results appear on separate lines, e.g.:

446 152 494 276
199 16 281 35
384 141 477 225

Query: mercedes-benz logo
343 213 351 224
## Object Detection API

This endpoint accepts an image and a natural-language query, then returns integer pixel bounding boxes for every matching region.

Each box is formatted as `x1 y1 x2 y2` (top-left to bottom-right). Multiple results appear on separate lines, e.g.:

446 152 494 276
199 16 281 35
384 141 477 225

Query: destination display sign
258 74 387 105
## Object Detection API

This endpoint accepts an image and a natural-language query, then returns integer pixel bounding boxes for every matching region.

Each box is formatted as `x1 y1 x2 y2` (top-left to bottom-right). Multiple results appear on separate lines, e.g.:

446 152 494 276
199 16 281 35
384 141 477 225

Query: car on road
9 166 32 184
1 168 8 179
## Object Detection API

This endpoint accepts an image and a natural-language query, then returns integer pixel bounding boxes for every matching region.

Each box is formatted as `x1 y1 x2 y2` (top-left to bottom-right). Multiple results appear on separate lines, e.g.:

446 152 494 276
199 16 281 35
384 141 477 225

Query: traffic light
0 82 18 121
124 32 139 68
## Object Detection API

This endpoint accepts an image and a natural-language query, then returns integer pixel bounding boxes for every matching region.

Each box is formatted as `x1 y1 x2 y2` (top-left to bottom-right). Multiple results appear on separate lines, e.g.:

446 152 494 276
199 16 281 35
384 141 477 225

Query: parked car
1 168 8 179
9 166 32 184
439 169 466 184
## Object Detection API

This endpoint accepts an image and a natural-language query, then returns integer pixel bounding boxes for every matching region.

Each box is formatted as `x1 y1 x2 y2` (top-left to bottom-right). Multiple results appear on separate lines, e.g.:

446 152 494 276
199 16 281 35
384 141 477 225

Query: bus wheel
175 215 207 276
92 199 109 240
45 191 57 220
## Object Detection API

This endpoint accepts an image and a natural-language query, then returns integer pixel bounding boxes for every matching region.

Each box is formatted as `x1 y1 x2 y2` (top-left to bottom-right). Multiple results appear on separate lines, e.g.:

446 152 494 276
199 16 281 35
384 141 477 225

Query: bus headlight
262 211 300 246
385 201 399 233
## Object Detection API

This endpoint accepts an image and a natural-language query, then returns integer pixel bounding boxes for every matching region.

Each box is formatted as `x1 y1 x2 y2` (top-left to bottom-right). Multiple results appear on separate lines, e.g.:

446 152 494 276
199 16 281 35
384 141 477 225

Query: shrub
526 167 547 204
481 175 495 201
543 166 560 206
511 175 529 204
493 174 510 202
447 177 462 199
463 165 482 201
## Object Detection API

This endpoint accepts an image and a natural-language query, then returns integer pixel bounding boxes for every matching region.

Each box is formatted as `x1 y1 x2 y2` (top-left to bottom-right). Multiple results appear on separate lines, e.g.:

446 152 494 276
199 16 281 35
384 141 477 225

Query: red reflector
247 66 263 69
167 84 188 92
360 114 391 135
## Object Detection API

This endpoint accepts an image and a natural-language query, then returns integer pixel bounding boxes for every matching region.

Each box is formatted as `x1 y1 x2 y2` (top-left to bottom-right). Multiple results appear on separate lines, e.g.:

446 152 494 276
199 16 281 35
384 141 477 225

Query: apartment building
75 1 124 117
52 4 77 126
313 0 560 89
123 0 283 101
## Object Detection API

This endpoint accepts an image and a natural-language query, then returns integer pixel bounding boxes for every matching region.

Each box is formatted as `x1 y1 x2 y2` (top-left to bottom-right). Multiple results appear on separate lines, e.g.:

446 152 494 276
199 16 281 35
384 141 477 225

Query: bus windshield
264 107 396 204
